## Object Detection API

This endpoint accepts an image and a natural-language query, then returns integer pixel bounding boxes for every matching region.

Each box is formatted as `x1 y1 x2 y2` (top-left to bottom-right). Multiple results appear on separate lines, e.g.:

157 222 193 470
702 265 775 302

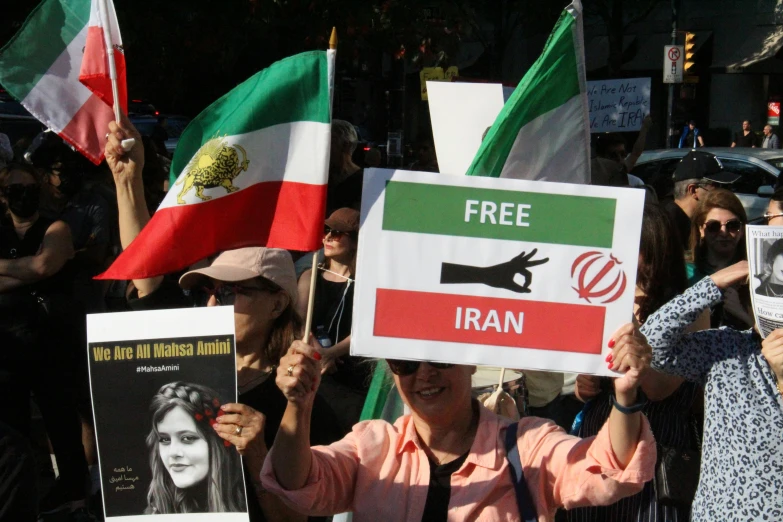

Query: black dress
310 271 372 433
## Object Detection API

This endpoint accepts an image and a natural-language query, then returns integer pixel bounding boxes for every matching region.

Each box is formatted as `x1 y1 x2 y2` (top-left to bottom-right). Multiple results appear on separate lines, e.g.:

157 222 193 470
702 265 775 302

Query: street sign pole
665 0 678 148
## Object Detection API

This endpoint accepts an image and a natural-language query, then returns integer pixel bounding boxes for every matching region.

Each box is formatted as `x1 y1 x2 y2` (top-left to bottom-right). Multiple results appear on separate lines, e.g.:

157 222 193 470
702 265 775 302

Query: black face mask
4 184 40 218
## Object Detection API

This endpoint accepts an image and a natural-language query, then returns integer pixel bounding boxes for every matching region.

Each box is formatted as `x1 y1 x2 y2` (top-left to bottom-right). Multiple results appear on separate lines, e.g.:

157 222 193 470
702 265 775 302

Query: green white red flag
466 0 590 183
98 50 334 280
0 0 127 164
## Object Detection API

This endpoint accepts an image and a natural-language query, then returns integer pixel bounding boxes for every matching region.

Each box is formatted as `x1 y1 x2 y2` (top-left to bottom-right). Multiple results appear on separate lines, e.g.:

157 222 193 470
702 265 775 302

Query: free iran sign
352 169 645 376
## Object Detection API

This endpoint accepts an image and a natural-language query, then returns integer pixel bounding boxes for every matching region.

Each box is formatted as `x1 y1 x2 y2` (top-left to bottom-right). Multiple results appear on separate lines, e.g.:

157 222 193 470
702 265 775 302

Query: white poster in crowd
747 225 783 337
352 169 644 376
87 307 249 521
427 82 507 176
586 78 650 133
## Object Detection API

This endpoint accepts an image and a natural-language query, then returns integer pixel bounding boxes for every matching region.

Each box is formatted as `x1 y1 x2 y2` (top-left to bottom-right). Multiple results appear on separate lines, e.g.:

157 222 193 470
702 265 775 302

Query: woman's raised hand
105 113 144 185
276 337 322 405
608 323 652 400
710 260 749 290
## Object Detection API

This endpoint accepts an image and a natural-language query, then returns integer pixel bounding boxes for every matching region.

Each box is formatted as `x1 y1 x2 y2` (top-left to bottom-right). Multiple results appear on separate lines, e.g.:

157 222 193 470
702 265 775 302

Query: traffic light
684 32 696 74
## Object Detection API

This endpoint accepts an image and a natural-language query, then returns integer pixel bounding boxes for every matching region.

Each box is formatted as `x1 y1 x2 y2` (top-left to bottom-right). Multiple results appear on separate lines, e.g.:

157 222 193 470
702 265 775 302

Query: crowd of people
0 113 781 522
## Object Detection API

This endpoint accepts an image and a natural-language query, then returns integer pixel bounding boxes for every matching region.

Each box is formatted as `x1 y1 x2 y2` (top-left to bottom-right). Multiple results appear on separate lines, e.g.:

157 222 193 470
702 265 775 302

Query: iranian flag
466 0 590 183
98 50 334 280
0 0 126 165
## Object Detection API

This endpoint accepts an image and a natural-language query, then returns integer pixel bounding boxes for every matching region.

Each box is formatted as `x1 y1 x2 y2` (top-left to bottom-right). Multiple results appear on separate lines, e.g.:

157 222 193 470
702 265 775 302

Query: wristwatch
610 389 648 414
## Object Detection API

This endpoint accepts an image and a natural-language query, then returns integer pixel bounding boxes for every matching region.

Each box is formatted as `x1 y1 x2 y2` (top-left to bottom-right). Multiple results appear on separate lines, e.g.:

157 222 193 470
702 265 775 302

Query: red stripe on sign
97 181 326 280
374 289 604 354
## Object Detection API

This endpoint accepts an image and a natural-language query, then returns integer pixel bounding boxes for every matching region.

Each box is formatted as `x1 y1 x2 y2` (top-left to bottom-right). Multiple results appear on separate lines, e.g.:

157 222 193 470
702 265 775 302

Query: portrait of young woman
145 381 246 514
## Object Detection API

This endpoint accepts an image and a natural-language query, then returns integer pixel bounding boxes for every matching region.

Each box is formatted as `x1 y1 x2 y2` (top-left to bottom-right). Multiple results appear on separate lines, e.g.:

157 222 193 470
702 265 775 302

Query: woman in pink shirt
259 325 656 522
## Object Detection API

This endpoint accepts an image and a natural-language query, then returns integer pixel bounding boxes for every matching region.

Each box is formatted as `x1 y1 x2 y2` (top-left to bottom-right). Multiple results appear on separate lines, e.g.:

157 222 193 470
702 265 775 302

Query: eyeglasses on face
702 219 743 235
386 359 455 376
694 182 717 192
762 212 783 224
200 284 269 306
324 226 351 240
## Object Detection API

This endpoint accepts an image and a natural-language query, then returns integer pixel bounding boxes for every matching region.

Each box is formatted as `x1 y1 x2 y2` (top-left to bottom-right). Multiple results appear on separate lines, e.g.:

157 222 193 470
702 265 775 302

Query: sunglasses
324 226 352 240
761 212 783 224
386 359 455 376
703 219 743 235
200 284 269 306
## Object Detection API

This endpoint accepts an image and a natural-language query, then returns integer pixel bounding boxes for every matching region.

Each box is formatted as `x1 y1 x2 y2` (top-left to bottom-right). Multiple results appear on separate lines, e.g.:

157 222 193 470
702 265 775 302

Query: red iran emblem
571 251 627 304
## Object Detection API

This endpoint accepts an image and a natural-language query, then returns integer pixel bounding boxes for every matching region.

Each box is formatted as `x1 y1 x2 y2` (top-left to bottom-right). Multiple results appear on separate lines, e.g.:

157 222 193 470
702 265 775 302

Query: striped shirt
566 381 699 522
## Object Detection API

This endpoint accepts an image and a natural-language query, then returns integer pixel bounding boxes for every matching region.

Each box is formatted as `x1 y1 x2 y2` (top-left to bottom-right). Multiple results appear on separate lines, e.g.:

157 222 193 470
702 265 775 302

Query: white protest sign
427 82 507 175
352 169 644 376
87 307 249 521
587 78 651 133
747 225 783 337
663 45 683 83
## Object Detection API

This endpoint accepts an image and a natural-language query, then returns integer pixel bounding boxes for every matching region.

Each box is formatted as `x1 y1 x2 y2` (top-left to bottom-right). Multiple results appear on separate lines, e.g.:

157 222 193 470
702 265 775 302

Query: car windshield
766 158 783 171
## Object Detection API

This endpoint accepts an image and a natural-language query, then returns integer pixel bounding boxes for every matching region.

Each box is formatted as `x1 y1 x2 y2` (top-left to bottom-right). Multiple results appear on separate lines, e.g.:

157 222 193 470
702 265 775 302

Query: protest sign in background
87 307 248 521
586 78 650 133
747 225 783 337
352 169 644 376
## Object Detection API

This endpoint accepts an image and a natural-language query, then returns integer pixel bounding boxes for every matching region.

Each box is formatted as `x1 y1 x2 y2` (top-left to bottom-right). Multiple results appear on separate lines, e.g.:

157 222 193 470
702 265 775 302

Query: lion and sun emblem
175 137 249 204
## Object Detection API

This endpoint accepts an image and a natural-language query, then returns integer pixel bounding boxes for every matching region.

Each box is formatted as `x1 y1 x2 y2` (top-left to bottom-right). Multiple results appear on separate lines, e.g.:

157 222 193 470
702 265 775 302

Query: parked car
128 99 159 117
129 114 190 157
631 147 783 221
0 92 45 156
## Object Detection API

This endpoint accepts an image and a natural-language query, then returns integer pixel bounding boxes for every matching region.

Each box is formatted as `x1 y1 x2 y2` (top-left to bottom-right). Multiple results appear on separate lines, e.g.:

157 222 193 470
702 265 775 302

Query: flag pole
97 0 134 150
303 27 338 342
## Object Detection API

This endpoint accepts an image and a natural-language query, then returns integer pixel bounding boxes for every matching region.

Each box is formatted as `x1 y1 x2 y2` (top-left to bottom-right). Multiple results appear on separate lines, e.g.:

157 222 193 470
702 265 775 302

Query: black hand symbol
440 249 550 294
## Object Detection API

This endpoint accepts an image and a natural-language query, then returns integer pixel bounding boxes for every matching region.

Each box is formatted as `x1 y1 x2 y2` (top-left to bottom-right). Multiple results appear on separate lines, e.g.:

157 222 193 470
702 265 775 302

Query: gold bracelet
777 379 783 396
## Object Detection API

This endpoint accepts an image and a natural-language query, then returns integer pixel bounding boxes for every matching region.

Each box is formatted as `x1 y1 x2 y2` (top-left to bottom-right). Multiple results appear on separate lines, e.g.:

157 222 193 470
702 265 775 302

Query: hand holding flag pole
303 27 338 342
97 0 134 152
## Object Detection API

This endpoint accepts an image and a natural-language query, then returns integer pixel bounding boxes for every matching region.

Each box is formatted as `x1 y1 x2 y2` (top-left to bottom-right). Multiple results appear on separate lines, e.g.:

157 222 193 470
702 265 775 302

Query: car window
630 158 681 199
717 158 776 194
132 121 155 136
766 158 783 171
166 119 190 138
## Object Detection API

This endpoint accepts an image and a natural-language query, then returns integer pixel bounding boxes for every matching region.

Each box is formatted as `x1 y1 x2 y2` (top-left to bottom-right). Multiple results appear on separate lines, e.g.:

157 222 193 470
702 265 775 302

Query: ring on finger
287 365 295 377
235 426 242 436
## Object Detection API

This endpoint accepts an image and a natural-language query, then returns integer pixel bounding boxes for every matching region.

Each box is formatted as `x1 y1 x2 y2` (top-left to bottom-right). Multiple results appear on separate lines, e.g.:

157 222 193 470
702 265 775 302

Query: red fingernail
605 353 613 362
608 338 615 348
608 362 613 369
313 352 322 361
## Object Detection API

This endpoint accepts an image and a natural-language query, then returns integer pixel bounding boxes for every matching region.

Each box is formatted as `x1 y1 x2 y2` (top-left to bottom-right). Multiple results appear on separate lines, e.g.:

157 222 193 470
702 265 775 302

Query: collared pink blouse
261 405 656 522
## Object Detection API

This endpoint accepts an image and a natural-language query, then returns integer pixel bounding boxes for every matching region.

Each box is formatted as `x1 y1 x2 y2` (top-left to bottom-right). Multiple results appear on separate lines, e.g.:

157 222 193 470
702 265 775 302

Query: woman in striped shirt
570 203 708 522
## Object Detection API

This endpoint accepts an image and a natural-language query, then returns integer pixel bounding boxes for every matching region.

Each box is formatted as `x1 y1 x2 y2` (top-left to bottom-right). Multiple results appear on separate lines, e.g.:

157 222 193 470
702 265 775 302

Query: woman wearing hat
297 207 369 433
105 119 342 522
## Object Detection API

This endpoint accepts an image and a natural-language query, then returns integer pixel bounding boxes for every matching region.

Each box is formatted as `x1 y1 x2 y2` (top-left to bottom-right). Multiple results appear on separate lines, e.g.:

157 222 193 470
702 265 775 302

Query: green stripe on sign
382 181 615 247
0 0 90 101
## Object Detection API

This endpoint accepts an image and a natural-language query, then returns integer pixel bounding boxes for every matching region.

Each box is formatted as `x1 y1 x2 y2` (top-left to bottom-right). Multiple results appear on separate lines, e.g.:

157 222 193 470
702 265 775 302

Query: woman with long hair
686 188 752 329
571 203 707 522
145 382 245 514
687 188 747 282
298 208 370 433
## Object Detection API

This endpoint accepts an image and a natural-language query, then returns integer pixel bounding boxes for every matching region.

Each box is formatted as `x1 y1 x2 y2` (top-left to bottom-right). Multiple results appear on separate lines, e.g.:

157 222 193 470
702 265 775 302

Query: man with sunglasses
663 150 740 251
